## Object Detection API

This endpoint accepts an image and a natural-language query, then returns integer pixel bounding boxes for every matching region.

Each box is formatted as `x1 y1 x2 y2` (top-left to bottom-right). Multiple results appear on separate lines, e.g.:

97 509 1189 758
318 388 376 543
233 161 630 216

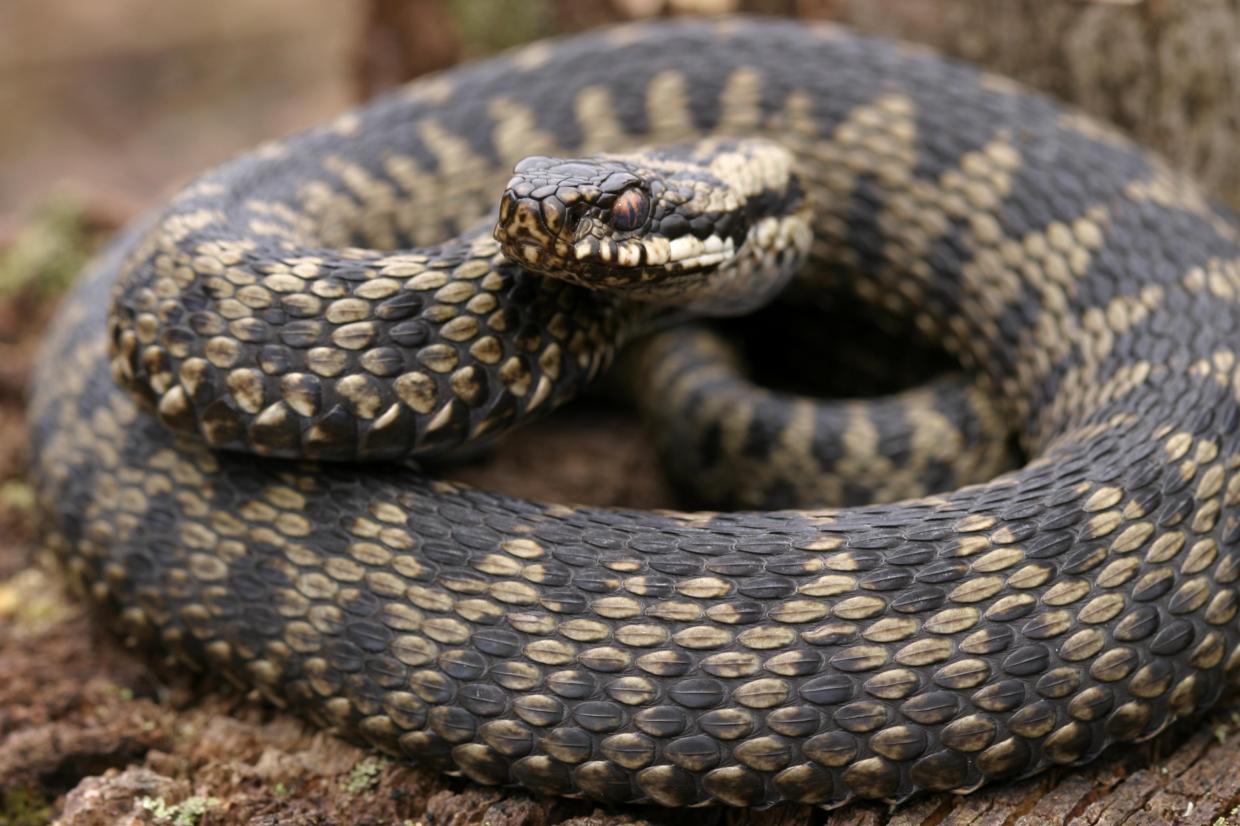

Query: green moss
446 0 553 54
342 756 389 794
137 795 219 826
0 480 34 511
0 567 75 630
101 682 134 702
0 788 53 826
0 197 96 298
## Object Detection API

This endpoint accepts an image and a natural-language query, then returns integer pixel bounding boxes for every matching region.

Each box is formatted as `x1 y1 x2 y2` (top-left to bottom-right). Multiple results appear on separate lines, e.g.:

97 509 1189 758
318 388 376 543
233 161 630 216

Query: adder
29 17 1240 808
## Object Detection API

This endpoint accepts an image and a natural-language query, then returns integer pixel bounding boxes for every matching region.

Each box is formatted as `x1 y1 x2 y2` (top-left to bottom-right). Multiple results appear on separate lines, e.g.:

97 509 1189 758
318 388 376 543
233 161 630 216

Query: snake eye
610 188 650 232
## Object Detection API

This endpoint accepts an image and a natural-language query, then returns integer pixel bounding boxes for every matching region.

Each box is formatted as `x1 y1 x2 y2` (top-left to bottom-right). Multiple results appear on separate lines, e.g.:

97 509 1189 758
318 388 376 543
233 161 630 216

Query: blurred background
2 2 1240 824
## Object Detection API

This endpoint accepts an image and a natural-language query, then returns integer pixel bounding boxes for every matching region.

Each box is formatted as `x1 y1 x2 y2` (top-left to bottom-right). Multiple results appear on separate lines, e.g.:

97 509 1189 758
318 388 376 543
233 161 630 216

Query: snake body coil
30 18 1240 808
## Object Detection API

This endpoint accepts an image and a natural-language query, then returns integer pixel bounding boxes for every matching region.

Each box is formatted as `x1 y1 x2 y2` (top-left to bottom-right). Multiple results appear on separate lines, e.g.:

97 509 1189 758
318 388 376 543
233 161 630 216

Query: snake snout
494 188 566 266
496 156 632 256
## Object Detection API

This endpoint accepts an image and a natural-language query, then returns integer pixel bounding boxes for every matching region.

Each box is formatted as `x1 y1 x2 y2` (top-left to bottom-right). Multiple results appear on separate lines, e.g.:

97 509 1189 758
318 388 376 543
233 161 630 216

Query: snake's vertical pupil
610 188 650 232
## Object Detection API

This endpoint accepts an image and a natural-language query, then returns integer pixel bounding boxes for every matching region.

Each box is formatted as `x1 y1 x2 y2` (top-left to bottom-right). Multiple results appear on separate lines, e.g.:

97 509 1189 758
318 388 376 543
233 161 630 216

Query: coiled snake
29 17 1240 809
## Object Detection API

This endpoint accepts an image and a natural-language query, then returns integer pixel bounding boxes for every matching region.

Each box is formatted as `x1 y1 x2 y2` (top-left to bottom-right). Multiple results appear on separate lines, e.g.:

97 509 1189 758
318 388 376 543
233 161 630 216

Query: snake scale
29 17 1240 809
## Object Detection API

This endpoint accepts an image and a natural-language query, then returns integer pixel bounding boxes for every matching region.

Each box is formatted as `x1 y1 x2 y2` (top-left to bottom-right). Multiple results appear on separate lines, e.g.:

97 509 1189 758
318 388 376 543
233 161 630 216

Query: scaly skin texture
28 18 1240 809
625 323 1015 510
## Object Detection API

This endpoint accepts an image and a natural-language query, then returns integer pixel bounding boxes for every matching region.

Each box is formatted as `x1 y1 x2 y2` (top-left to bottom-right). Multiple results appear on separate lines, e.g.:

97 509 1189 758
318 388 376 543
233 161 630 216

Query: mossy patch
0 197 96 298
0 788 53 826
342 756 389 794
137 795 220 826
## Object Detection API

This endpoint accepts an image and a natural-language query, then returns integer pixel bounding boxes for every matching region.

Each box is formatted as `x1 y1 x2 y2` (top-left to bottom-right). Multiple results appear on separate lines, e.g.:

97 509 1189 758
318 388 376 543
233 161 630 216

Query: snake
622 317 1017 510
28 17 1240 809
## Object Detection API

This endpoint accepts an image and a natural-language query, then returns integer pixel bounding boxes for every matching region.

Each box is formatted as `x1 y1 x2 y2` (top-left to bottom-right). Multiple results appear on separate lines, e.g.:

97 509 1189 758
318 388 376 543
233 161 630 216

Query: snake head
494 138 812 316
